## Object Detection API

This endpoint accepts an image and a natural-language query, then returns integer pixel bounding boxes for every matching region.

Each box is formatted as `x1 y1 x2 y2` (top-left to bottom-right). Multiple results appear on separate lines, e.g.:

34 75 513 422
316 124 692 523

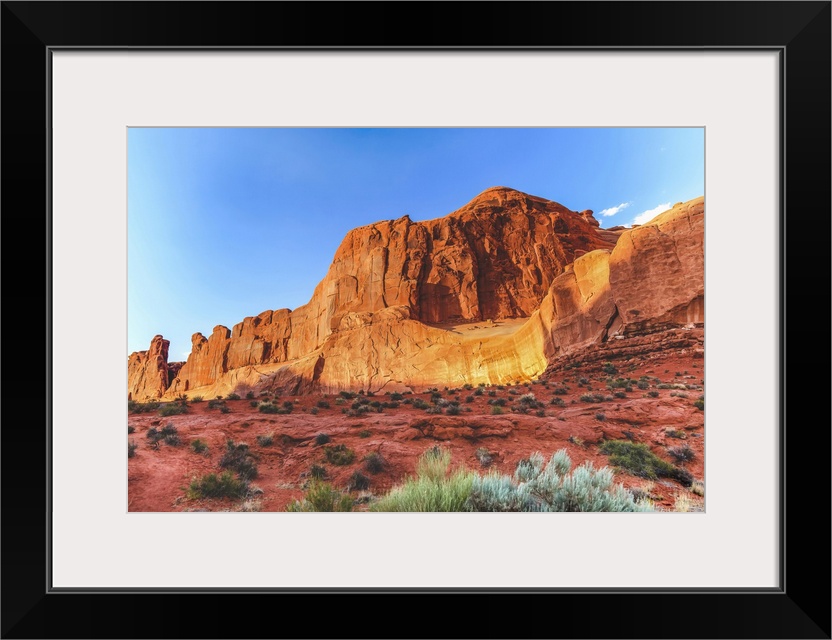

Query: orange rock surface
127 335 172 401
128 189 704 399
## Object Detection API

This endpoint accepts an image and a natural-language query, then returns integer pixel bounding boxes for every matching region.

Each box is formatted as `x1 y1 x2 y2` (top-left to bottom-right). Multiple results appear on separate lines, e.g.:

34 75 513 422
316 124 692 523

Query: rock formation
127 189 704 399
127 335 173 401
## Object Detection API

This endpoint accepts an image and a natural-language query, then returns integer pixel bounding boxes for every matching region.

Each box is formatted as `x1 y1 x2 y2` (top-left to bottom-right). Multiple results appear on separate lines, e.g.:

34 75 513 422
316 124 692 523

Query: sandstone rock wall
128 190 704 399
127 335 171 401
163 186 613 394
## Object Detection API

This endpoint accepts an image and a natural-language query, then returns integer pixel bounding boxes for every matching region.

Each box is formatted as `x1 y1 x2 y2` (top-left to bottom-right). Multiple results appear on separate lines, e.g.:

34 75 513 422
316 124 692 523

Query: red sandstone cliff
127 335 173 401
127 190 703 398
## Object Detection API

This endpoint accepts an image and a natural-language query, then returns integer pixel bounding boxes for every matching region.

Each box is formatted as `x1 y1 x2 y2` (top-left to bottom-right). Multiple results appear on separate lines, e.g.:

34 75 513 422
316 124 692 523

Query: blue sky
128 127 703 359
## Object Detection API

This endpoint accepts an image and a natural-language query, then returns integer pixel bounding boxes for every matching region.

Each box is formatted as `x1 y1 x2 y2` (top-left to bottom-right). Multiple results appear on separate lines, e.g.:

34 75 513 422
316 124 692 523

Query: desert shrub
258 402 279 414
358 429 371 438
648 391 660 398
602 362 618 375
550 397 564 406
475 447 492 467
348 471 371 491
187 471 248 500
249 400 258 407
191 438 209 454
287 480 353 512
219 440 259 480
219 405 230 414
282 401 294 411
665 428 686 439
335 397 346 405
382 401 400 409
309 464 327 480
191 396 203 403
668 444 695 462
467 449 652 512
491 406 504 415
425 406 443 415
324 444 355 466
694 396 705 411
309 407 319 415
128 441 138 458
614 391 627 399
363 452 387 474
690 480 705 496
552 386 568 395
207 399 225 410
595 412 606 421
159 402 188 417
164 433 181 446
390 392 404 401
567 434 584 447
127 425 135 434
518 392 543 409
256 433 274 447
599 440 692 486
245 391 255 400
445 404 462 416
339 391 356 400
314 433 331 446
316 400 330 409
637 380 649 390
129 401 159 413
488 398 506 406
474 387 484 396
226 393 241 401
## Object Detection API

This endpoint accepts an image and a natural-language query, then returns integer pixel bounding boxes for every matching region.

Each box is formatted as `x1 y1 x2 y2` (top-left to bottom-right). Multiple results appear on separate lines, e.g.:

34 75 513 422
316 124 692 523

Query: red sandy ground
128 350 704 512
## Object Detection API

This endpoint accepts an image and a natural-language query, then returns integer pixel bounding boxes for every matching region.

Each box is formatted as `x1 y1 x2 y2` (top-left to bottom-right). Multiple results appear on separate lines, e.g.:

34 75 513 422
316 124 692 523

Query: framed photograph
2 2 829 638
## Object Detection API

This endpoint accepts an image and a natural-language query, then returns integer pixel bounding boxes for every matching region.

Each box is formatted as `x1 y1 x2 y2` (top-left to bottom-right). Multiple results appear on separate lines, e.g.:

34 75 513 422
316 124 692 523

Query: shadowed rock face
127 190 704 399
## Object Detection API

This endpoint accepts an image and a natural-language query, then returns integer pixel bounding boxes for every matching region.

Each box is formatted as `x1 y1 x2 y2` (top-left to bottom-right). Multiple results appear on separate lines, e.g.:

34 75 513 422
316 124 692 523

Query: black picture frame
2 2 829 638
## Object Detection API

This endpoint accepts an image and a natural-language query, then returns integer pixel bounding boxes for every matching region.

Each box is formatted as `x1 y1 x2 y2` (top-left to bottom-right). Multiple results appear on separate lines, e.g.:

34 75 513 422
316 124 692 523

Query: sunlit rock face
127 190 704 399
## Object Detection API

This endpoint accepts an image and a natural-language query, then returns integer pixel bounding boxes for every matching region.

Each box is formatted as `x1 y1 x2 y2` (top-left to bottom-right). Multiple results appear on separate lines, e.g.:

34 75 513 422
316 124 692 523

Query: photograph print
127 127 705 513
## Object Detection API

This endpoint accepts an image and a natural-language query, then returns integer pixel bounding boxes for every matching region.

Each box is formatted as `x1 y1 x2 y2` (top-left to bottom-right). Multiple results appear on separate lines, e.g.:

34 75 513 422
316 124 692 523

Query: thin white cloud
631 202 672 226
599 201 632 217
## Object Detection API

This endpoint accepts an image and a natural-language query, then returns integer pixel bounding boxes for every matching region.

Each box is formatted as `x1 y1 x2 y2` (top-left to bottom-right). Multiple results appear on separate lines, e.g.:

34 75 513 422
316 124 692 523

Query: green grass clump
416 446 451 481
187 471 248 499
287 480 353 512
599 440 692 486
324 444 355 466
371 447 475 512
